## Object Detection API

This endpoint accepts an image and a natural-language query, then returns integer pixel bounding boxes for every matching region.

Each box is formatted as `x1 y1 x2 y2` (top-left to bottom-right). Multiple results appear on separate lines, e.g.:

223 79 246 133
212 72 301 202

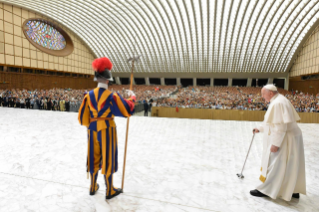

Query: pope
251 84 306 201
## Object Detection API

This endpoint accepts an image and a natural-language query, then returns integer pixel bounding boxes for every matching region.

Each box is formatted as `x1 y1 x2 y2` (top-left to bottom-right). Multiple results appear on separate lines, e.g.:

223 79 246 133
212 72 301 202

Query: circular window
22 19 74 56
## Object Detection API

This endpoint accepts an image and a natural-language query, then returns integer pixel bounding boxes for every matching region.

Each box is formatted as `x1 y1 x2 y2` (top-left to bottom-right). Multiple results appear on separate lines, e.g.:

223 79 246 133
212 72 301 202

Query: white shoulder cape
264 94 300 124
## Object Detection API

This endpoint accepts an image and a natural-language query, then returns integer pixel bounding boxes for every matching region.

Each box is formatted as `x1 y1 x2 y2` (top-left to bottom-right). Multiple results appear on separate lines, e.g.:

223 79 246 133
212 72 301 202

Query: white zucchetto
263 84 277 91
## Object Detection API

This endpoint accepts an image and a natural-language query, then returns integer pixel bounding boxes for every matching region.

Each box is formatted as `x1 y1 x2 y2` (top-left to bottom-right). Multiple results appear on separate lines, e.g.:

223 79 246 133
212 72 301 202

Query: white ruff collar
97 82 108 90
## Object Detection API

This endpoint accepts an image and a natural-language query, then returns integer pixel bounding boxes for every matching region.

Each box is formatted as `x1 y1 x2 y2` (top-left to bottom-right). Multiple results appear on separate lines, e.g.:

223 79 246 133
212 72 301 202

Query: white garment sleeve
271 123 287 147
258 123 264 133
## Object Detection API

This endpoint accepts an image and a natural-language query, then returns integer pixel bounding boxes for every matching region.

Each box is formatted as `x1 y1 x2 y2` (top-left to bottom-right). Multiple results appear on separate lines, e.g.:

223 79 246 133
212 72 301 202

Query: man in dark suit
26 97 30 109
149 99 153 114
8 98 13 107
65 98 70 112
11 98 16 108
143 100 149 116
36 98 41 109
3 96 8 107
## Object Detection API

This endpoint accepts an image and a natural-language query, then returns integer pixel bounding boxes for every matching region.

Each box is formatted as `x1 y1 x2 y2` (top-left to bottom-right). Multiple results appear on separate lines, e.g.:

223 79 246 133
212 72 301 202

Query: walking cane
237 131 256 179
121 55 141 192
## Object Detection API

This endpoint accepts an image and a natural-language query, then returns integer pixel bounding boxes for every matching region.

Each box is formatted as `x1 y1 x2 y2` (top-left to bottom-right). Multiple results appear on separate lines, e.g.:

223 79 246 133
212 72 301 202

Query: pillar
228 78 232 87
210 78 214 86
285 74 289 90
130 77 136 85
247 78 252 87
115 77 121 85
145 77 150 85
268 78 274 84
160 77 165 86
176 78 181 86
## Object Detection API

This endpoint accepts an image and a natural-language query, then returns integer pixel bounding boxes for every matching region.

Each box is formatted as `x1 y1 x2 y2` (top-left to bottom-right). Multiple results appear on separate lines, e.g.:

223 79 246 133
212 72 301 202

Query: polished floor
0 108 318 212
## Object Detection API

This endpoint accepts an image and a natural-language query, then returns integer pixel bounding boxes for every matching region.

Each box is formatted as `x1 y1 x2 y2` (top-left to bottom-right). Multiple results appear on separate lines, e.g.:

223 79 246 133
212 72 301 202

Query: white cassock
256 93 306 201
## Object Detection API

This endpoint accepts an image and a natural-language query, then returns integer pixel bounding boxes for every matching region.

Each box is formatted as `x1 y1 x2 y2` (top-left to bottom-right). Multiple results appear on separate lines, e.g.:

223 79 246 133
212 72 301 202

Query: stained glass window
24 20 66 50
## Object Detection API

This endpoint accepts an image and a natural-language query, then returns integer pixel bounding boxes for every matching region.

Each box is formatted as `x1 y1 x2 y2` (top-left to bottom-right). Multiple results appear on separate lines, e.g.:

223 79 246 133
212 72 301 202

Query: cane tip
236 174 244 179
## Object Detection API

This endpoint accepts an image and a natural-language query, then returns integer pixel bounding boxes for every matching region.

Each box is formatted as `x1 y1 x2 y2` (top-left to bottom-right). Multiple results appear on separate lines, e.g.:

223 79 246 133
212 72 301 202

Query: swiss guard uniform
78 57 136 199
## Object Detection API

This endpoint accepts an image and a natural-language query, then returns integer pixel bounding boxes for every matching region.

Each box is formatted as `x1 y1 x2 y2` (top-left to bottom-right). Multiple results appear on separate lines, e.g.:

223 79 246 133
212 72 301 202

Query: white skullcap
263 84 277 91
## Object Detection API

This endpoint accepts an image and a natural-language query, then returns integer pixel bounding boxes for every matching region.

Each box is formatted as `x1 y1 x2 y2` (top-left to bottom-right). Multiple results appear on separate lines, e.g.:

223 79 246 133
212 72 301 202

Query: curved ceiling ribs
251 0 285 73
246 0 277 73
262 0 304 73
2 0 319 74
226 0 242 72
275 2 319 72
232 0 250 72
256 0 294 73
235 0 258 73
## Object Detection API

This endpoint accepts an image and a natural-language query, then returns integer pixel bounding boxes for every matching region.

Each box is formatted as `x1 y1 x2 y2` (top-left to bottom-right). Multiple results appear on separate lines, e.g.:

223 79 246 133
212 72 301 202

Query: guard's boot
89 184 99 195
106 188 123 200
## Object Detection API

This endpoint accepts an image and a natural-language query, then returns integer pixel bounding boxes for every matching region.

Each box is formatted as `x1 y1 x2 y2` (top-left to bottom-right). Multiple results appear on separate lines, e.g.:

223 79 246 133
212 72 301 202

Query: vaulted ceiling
2 0 319 74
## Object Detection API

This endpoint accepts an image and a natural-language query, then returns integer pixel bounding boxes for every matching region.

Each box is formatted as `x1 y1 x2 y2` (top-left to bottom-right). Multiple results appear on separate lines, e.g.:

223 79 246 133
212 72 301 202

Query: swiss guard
78 57 136 199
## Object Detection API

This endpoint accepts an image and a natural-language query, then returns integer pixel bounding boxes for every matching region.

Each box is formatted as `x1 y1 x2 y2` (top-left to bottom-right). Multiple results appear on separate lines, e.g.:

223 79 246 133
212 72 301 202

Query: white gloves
126 90 136 97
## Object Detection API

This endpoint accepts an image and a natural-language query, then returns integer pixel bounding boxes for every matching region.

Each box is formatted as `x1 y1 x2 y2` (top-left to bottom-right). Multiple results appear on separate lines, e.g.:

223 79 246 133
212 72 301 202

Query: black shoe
106 188 123 200
292 193 300 198
89 184 99 195
250 189 268 197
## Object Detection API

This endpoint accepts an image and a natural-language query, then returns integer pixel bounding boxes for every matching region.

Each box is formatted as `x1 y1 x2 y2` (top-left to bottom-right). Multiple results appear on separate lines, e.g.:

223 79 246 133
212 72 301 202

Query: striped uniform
78 87 135 196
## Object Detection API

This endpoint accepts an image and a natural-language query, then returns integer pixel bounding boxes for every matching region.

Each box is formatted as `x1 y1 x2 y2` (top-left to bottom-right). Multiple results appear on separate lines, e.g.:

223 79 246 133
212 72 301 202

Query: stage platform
0 108 318 212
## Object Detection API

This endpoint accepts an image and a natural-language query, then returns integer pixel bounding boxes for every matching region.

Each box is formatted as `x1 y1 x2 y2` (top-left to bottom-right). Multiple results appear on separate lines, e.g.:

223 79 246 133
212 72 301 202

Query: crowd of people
109 85 178 116
109 85 177 103
154 86 319 113
0 88 83 111
0 85 177 112
1 85 318 113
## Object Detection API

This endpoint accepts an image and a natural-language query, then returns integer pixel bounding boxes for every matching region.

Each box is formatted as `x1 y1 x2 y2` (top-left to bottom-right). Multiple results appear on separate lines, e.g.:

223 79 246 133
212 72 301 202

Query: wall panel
290 25 319 77
289 77 319 95
0 72 96 90
0 3 96 75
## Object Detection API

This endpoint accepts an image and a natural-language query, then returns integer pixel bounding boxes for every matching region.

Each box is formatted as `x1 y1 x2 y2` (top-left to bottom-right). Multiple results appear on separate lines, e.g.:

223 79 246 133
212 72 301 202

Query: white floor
0 108 318 212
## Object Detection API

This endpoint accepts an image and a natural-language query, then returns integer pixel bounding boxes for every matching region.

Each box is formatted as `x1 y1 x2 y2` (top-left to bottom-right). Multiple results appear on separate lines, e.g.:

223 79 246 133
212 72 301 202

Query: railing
151 107 319 123
134 103 144 113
